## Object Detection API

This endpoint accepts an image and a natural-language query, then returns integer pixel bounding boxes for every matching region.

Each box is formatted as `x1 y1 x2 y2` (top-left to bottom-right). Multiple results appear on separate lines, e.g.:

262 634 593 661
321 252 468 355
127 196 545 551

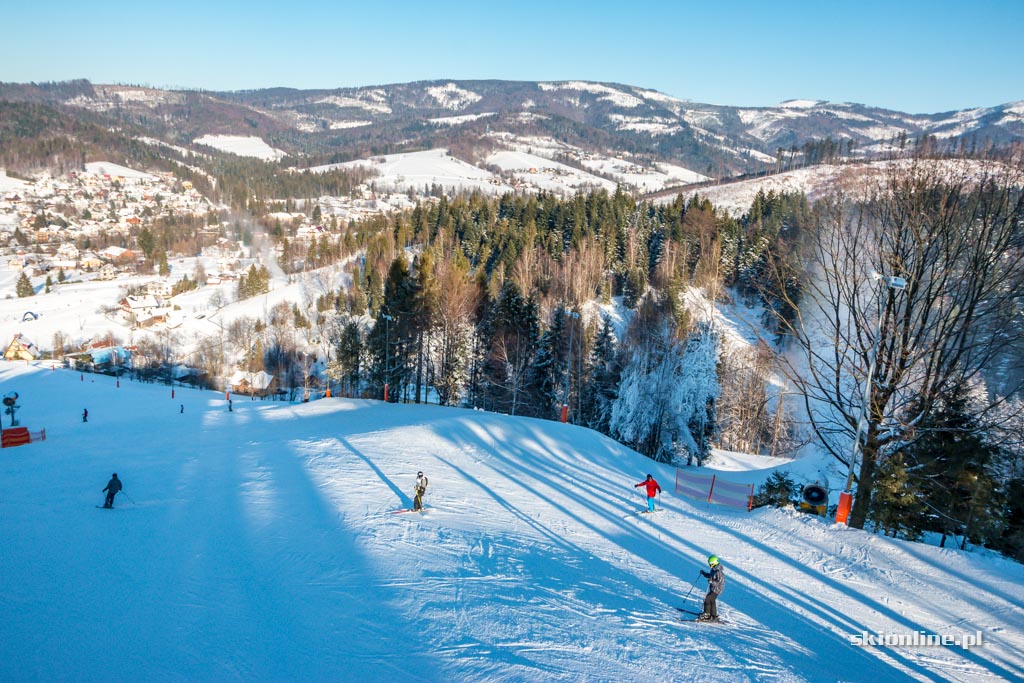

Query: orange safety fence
1 427 45 448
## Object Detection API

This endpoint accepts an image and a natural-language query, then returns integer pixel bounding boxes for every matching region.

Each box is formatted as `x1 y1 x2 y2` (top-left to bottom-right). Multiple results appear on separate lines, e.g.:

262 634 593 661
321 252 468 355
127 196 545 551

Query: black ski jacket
702 564 725 595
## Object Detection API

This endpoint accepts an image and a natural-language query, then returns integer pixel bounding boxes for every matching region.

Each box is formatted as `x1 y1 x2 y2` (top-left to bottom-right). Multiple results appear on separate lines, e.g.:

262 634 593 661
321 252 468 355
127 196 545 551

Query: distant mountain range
2 78 1022 181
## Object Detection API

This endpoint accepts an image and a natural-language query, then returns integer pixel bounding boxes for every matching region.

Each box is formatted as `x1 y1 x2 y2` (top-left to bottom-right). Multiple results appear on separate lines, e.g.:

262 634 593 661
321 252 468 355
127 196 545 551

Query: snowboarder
413 471 428 511
180 404 184 414
101 473 122 508
82 408 88 422
634 473 662 513
698 555 725 621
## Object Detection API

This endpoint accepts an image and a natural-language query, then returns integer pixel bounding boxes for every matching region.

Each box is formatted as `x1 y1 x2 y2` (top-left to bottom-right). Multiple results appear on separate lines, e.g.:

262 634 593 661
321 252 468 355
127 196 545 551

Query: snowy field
193 135 287 161
307 144 707 197
1 362 1021 682
310 149 517 196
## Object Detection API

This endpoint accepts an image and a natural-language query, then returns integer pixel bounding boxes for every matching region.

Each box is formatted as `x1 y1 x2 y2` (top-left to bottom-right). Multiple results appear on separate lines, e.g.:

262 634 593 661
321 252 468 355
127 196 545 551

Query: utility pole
383 313 393 403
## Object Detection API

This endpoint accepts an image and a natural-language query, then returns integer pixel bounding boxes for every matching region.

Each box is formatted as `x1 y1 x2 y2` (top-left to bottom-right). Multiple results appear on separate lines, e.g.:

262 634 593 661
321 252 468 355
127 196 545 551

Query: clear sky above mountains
3 0 1021 114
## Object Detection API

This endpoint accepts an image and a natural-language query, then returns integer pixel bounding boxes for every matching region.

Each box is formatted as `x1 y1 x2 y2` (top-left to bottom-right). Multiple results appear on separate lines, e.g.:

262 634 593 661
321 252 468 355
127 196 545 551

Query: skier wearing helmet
698 555 725 621
413 471 429 511
633 474 662 513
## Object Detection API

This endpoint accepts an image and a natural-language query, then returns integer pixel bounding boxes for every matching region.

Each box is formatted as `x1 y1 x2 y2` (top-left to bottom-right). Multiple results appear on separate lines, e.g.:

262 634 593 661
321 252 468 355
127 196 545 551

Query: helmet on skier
646 473 652 479
708 555 719 566
417 471 423 477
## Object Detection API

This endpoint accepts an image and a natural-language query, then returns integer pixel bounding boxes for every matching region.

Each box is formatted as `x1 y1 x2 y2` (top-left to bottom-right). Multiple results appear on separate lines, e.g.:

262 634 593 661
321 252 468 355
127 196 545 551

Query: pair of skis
391 507 428 514
676 606 727 624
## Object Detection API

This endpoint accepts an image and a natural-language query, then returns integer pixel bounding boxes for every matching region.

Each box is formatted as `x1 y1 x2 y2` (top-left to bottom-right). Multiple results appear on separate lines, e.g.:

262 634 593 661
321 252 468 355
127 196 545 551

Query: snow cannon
799 482 829 517
3 391 19 428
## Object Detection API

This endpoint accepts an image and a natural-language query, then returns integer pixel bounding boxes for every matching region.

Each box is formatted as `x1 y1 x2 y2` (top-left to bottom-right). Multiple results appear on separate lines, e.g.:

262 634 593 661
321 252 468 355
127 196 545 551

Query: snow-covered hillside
0 254 353 365
193 135 287 161
658 158 1009 216
0 170 29 192
310 148 516 196
309 142 709 197
1 362 1021 681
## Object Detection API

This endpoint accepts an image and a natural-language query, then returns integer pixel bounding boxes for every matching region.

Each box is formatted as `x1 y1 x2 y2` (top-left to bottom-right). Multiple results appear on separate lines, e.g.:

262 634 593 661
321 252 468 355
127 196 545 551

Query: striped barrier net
675 469 754 511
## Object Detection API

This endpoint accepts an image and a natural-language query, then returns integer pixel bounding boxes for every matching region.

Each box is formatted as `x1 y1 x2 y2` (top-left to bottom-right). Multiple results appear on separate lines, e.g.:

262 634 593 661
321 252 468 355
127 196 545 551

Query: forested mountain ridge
2 79 1022 180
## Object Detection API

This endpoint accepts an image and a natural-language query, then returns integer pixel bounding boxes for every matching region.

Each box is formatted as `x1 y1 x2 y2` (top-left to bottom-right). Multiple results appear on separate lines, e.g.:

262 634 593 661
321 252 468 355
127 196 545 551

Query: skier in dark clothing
82 408 88 422
698 555 725 621
413 471 428 511
102 473 122 508
634 474 662 513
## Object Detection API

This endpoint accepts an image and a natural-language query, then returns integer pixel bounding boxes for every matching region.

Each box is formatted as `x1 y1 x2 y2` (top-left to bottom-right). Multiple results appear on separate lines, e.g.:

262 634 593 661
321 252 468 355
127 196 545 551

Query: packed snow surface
1 363 1021 681
0 171 29 193
193 135 287 161
83 162 155 180
311 149 516 195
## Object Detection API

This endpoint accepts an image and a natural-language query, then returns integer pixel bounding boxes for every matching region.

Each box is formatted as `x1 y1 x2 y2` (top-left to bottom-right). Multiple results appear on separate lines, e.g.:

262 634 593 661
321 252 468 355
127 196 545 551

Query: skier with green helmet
698 554 725 621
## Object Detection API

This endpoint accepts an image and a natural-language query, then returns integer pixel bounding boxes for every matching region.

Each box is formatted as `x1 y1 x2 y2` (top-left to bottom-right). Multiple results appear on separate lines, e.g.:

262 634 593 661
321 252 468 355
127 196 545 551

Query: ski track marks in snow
0 362 1022 681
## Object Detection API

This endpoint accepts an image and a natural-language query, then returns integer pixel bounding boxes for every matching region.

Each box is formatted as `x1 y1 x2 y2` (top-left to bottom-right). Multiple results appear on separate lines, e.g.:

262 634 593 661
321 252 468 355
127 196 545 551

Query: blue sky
3 0 1021 113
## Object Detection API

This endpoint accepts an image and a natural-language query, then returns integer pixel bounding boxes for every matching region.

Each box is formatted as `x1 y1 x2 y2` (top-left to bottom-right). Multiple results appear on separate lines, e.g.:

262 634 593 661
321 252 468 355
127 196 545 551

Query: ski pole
680 572 703 604
121 491 136 505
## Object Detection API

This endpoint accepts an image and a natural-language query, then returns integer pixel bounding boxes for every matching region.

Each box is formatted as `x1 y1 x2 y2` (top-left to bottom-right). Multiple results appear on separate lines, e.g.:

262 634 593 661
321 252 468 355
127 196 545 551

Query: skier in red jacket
634 474 662 513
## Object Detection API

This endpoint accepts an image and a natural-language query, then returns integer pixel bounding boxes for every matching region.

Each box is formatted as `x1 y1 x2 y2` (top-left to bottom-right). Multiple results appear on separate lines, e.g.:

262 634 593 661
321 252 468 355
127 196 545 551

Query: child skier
698 555 725 621
634 473 662 513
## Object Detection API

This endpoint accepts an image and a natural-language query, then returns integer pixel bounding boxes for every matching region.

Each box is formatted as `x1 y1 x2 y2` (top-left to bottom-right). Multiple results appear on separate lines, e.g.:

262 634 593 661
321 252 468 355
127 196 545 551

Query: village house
146 279 173 298
99 245 136 264
79 252 103 270
56 243 80 261
120 295 167 327
3 333 40 361
229 370 278 398
295 224 325 241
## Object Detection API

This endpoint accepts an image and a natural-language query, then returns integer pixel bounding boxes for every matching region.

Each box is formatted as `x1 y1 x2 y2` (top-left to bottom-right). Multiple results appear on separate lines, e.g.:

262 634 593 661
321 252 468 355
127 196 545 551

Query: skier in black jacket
101 473 122 508
698 555 725 621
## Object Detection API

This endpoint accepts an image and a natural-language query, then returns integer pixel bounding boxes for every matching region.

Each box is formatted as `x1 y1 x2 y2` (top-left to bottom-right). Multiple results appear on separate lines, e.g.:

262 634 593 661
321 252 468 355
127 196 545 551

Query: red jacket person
634 474 662 513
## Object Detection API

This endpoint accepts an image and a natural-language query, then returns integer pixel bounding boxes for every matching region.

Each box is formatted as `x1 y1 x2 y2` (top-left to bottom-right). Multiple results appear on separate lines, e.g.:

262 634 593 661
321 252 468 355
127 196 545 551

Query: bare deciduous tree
771 155 1024 528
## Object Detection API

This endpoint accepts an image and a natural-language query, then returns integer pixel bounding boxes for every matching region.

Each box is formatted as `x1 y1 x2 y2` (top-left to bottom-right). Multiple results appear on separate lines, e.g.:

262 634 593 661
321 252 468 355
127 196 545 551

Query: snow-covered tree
328 317 363 398
610 294 721 464
479 280 539 416
581 315 619 434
